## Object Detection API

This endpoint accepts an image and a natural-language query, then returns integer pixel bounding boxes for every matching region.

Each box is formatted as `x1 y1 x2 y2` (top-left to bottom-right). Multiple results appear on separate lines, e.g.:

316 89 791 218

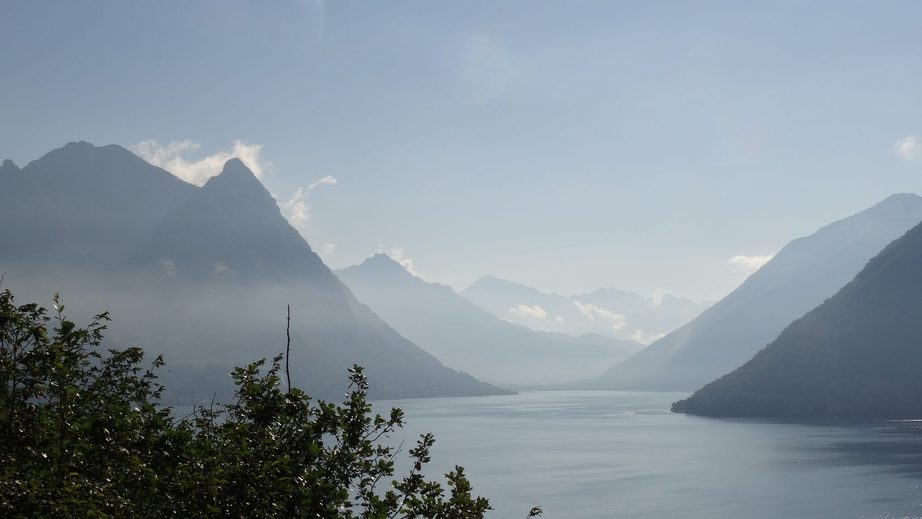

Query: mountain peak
209 158 259 184
868 192 922 214
201 159 273 204
1 159 20 172
61 140 95 151
37 141 130 164
354 253 416 276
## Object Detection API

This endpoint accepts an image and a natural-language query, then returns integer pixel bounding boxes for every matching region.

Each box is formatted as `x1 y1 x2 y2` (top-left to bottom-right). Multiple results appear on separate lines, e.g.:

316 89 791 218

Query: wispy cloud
281 188 309 229
630 329 665 345
573 301 627 331
509 304 548 321
159 259 176 276
131 139 268 185
651 289 667 307
728 255 773 274
309 175 337 190
893 136 919 159
321 242 337 256
388 248 421 277
281 175 339 232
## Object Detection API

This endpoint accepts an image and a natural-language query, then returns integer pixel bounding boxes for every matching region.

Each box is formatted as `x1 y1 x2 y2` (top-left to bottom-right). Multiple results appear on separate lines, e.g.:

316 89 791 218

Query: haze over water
382 392 922 518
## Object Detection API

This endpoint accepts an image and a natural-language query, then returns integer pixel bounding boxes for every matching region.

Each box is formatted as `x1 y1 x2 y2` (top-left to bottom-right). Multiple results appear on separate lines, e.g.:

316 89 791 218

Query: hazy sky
3 1 922 301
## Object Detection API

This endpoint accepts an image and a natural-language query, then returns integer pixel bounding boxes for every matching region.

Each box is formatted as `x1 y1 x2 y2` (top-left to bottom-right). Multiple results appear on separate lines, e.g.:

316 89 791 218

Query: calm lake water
377 391 922 519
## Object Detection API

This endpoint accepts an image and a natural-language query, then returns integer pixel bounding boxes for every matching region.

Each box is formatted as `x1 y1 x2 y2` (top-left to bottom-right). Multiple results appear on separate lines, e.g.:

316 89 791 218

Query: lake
378 391 922 519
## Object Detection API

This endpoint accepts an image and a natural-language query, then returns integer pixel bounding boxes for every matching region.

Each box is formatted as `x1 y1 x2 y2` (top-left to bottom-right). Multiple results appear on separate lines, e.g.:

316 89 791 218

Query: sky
3 0 922 301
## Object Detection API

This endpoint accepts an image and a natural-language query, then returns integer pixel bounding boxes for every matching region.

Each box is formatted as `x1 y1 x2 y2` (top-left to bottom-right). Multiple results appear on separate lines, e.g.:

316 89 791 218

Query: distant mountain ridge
579 193 922 392
673 217 922 419
461 276 707 343
0 142 506 401
338 254 644 386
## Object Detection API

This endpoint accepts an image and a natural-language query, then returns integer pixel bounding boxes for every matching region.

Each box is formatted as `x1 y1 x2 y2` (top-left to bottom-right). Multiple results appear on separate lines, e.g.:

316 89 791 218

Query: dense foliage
0 288 525 518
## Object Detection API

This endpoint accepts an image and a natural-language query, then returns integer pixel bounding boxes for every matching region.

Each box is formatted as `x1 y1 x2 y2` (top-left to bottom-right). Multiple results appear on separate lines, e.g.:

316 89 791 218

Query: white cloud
281 187 309 229
893 136 919 159
213 262 231 274
309 175 337 189
388 248 421 277
509 304 548 321
728 255 773 274
159 259 176 275
131 139 268 186
281 175 339 232
573 301 627 331
630 329 665 345
321 242 337 256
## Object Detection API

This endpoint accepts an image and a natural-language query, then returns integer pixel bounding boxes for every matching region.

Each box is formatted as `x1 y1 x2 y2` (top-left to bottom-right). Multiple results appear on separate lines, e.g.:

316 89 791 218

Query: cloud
728 255 773 274
509 304 548 321
159 259 176 276
131 139 268 185
281 175 339 232
893 136 919 159
309 175 337 189
388 248 421 277
630 329 665 345
281 187 309 229
573 301 627 331
321 243 337 256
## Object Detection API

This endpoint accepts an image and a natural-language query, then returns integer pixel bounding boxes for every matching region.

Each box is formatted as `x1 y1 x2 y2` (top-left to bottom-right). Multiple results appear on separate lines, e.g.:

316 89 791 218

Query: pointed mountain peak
221 157 255 177
349 253 416 277
368 252 407 268
202 158 273 204
207 158 259 184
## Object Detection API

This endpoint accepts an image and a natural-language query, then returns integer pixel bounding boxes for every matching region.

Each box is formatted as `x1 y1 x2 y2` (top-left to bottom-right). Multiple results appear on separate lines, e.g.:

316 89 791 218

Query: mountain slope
0 141 197 270
581 193 922 391
338 255 643 386
0 142 505 401
135 157 334 284
673 219 922 419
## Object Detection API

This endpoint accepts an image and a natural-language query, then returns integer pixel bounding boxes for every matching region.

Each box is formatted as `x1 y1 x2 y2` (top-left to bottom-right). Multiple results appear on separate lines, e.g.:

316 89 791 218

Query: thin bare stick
286 304 292 394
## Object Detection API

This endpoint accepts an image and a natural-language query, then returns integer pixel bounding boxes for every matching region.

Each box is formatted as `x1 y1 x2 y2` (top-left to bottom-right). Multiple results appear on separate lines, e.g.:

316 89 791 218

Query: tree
0 288 499 517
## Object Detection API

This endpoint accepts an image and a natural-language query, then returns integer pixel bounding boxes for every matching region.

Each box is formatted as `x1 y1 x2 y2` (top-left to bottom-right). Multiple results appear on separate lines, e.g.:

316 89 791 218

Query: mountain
673 218 922 419
461 276 707 343
581 193 922 391
134 157 335 283
337 255 643 386
0 142 506 402
0 141 197 271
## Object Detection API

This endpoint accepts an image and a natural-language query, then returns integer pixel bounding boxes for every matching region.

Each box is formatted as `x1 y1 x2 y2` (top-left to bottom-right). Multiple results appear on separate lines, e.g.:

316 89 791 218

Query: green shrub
0 288 497 518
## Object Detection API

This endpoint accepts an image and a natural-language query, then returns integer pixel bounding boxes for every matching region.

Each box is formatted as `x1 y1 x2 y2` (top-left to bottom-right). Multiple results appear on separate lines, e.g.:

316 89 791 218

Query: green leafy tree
0 288 507 518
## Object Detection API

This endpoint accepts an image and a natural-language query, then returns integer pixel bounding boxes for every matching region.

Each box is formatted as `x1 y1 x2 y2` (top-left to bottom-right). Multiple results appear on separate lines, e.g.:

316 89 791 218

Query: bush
0 288 497 518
